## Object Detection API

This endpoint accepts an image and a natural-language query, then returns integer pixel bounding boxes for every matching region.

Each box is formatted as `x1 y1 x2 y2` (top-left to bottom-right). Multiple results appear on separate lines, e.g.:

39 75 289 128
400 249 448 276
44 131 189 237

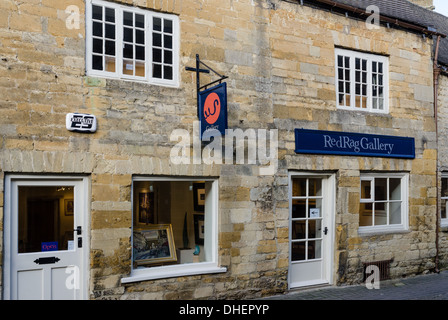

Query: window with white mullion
366 57 373 110
122 10 146 78
372 61 385 111
337 55 351 108
359 174 406 231
87 0 179 87
291 178 324 262
152 16 163 80
350 58 356 109
354 57 368 109
91 4 117 74
152 16 174 81
335 48 388 113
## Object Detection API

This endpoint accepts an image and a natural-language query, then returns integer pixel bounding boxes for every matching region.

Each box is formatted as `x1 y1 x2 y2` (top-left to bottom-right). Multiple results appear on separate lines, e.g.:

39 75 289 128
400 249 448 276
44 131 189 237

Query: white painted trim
123 177 225 283
441 173 448 228
289 279 329 289
287 172 336 290
3 174 90 300
358 172 409 234
335 47 389 114
85 0 180 87
121 263 227 283
3 174 12 300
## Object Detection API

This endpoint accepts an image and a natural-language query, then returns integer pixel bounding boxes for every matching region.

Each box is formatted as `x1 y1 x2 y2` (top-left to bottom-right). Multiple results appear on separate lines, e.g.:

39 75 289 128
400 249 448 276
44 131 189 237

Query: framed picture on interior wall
65 199 74 216
194 214 205 245
138 192 155 224
193 183 205 212
133 224 177 266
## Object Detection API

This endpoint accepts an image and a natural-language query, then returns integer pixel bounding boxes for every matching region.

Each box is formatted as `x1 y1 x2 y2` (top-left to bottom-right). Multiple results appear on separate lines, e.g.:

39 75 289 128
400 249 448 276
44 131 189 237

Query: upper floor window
86 0 179 87
335 48 389 113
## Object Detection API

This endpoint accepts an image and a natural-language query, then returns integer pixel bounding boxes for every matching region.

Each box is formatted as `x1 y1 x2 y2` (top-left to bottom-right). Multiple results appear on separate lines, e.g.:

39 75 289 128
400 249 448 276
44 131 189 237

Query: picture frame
193 183 205 212
65 199 74 216
133 224 177 266
194 214 205 245
138 192 155 224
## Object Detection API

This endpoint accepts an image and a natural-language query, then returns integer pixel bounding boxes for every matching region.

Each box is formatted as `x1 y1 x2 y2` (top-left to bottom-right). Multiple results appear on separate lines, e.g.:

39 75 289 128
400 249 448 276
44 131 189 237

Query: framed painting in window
193 183 205 212
133 224 177 266
138 192 155 225
194 214 204 245
65 199 74 216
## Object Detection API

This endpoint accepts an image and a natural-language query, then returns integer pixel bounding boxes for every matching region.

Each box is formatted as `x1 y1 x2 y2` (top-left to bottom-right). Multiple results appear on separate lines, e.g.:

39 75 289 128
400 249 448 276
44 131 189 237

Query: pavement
264 270 448 300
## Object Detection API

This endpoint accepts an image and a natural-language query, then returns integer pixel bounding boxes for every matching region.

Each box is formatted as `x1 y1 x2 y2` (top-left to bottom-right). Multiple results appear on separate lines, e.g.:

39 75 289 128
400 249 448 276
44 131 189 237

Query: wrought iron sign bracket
186 54 228 116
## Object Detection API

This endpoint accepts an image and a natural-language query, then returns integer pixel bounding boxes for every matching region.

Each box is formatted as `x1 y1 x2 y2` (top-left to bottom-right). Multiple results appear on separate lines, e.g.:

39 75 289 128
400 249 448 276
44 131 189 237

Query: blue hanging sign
199 83 227 140
295 129 415 159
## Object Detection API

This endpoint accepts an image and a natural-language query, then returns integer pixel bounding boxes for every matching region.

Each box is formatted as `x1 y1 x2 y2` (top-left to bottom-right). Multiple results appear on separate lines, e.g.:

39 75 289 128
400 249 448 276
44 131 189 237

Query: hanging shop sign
186 54 228 140
199 83 227 139
66 113 97 133
295 129 415 159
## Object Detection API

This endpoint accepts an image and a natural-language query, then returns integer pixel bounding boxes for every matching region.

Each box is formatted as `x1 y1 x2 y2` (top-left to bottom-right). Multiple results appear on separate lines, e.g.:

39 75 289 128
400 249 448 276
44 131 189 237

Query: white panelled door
4 176 88 300
288 173 335 289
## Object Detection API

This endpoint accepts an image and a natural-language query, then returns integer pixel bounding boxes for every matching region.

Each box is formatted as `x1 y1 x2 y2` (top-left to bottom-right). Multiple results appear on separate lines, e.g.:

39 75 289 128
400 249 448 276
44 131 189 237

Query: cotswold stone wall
0 0 439 299
267 1 437 285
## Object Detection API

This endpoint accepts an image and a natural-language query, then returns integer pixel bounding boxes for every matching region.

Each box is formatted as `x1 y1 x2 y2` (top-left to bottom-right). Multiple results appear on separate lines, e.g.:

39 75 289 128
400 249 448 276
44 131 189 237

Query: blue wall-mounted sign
295 129 415 159
198 82 227 140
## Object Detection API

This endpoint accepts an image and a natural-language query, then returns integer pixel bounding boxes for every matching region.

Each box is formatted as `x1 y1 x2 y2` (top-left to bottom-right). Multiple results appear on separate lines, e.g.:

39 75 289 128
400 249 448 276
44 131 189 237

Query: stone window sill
121 262 227 284
358 225 410 236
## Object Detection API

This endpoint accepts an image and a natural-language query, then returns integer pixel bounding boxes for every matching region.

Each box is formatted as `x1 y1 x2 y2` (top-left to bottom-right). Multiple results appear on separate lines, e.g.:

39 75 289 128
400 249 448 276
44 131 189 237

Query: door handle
74 226 82 235
323 227 328 235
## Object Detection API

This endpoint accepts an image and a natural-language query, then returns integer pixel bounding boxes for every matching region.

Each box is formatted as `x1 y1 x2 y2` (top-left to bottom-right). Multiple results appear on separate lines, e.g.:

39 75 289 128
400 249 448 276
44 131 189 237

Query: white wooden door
288 174 334 289
4 176 88 300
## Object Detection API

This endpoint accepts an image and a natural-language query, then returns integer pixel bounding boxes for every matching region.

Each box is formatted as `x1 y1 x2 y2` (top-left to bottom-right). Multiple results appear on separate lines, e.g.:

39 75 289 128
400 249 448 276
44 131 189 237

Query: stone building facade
0 0 446 300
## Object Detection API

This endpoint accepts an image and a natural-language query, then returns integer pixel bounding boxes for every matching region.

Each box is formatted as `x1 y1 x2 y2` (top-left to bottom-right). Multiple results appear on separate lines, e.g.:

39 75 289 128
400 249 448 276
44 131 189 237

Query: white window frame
86 0 179 87
335 48 389 113
441 173 448 228
121 177 226 284
358 173 409 235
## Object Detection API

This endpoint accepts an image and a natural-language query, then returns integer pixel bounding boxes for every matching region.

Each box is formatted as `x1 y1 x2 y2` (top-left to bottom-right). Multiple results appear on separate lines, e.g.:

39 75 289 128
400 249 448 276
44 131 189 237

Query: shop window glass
132 180 214 269
359 174 408 233
18 186 75 253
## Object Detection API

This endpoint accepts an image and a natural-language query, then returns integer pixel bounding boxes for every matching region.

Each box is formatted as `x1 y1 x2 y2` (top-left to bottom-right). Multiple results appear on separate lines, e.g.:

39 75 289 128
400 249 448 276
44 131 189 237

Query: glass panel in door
291 178 323 263
18 186 75 253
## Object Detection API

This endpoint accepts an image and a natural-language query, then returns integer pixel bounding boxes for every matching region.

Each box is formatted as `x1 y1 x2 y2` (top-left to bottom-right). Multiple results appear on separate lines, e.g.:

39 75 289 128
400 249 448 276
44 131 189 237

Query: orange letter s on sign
204 92 221 125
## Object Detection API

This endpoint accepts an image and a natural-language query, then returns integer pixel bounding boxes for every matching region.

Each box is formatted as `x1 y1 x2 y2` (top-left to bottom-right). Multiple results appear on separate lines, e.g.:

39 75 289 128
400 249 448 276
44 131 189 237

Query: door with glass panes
289 174 334 289
4 176 88 300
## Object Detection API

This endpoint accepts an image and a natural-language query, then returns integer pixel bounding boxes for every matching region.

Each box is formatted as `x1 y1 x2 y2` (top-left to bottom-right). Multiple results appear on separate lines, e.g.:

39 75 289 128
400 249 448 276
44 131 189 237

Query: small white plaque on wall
66 113 97 133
